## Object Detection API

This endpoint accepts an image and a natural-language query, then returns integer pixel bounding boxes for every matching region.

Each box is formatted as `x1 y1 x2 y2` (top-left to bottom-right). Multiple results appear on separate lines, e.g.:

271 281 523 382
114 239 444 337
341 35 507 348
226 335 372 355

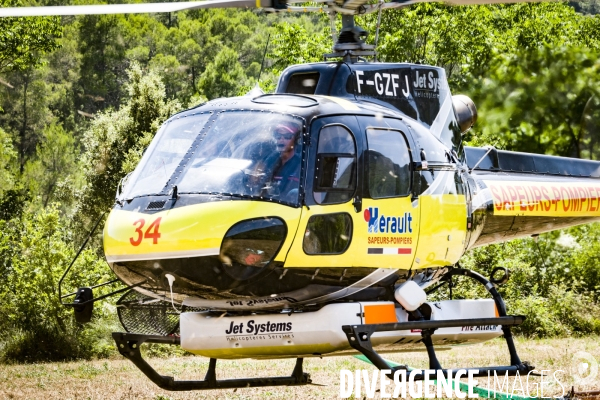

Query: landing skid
112 332 311 391
112 267 533 391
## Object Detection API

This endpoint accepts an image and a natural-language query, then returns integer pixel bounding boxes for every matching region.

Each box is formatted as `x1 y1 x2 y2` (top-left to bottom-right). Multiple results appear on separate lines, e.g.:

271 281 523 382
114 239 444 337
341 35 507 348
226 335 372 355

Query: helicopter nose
104 200 302 296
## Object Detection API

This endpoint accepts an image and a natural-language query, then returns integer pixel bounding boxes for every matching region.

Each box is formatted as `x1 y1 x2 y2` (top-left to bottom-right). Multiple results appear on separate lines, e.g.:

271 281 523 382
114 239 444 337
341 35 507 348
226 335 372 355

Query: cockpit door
284 115 366 268
355 117 419 270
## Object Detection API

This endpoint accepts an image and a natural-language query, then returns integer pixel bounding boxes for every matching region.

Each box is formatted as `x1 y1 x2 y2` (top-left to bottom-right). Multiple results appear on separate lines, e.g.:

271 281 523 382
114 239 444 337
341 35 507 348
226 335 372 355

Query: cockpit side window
366 129 411 199
313 125 357 205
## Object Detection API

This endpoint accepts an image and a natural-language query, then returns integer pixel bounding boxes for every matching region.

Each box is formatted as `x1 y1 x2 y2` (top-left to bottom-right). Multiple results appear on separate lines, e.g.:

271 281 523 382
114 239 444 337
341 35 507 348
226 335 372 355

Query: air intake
146 200 166 211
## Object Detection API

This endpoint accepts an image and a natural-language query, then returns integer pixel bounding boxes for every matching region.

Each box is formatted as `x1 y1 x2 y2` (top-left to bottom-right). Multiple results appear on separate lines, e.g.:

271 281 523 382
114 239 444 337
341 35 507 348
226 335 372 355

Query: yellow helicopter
3 0 600 391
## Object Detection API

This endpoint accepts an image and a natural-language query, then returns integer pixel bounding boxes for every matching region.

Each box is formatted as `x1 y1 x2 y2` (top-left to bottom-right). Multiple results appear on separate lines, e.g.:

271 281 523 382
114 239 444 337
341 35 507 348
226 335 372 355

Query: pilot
266 121 302 201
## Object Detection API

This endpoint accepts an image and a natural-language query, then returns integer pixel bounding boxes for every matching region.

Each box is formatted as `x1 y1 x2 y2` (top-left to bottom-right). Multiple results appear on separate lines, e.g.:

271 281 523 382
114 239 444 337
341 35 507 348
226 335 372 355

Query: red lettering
500 186 511 210
507 186 518 211
586 187 593 212
130 219 145 246
526 186 535 211
541 187 551 211
144 217 162 244
515 186 527 211
591 187 597 212
578 187 588 212
561 187 571 212
532 186 543 211
129 217 162 246
551 187 561 211
567 187 579 212
490 186 503 211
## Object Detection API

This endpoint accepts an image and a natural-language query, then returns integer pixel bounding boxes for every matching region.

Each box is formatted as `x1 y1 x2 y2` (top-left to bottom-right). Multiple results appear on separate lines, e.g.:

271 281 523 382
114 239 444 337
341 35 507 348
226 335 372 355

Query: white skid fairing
181 299 502 360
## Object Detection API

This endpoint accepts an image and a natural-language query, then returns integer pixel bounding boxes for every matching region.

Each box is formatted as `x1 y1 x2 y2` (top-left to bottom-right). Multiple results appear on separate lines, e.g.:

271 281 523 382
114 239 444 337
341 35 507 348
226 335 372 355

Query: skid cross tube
343 267 533 381
112 332 311 391
342 316 529 380
445 267 523 366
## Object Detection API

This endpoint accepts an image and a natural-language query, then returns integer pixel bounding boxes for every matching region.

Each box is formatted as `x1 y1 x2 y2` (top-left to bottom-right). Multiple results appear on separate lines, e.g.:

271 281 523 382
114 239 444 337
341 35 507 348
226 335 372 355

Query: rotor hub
325 15 375 62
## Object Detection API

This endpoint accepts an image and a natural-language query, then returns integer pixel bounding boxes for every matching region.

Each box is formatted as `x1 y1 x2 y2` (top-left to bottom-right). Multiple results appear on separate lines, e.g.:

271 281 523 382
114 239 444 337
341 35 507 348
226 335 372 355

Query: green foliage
0 128 15 196
0 0 62 74
467 45 600 157
23 122 79 209
354 3 598 89
0 185 30 222
0 22 81 171
361 4 494 87
456 227 600 337
0 206 116 362
78 15 128 112
75 63 181 231
0 66 58 172
269 21 331 73
569 0 600 15
198 46 247 99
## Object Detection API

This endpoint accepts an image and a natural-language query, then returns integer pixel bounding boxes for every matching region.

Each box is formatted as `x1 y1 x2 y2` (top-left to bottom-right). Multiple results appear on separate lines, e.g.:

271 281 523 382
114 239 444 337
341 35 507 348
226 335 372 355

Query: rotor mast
325 14 376 62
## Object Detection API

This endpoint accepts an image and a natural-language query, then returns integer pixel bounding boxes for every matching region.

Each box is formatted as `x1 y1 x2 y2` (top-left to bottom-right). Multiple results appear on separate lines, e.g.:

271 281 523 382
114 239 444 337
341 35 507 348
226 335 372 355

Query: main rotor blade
0 0 270 17
442 0 544 4
0 0 549 18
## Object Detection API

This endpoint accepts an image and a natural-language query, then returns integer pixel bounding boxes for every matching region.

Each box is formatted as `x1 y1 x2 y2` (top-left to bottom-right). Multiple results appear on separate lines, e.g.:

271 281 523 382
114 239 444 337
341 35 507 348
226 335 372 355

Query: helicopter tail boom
464 146 600 248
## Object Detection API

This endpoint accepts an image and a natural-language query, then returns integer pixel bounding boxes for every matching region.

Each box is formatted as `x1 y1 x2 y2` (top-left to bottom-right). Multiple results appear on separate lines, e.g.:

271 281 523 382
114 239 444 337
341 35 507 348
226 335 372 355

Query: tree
23 122 78 209
0 23 82 175
78 15 128 113
0 65 55 173
198 46 247 99
467 45 600 157
74 63 180 232
361 4 495 88
0 206 112 361
0 0 62 74
0 128 16 196
269 20 331 73
148 53 186 100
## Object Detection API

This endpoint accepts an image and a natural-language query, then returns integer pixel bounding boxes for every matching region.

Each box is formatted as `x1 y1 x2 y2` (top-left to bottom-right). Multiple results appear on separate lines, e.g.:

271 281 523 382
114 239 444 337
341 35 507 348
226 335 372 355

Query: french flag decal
367 248 412 255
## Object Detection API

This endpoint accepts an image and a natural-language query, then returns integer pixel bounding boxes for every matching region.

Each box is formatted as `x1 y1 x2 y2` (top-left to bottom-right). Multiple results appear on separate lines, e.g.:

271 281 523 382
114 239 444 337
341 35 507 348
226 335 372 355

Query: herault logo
364 207 413 234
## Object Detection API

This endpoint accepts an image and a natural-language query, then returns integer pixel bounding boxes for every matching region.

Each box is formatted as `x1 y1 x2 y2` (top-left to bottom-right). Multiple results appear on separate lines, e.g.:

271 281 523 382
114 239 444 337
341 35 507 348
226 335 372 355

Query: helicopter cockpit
120 111 305 206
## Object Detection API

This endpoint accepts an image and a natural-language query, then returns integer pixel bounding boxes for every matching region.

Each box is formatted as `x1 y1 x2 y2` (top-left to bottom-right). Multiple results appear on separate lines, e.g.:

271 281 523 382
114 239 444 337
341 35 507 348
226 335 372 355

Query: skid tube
342 267 534 381
112 332 311 391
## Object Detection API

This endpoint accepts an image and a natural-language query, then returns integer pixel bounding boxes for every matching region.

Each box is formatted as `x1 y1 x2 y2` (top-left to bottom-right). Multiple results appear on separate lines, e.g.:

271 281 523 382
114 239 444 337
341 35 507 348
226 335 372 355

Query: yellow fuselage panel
413 194 467 269
103 201 301 262
285 197 418 269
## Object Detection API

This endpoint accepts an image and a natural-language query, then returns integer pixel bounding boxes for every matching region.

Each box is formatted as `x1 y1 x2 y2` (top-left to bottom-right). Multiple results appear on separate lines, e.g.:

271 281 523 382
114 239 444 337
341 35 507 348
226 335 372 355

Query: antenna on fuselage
258 33 271 83
244 34 270 98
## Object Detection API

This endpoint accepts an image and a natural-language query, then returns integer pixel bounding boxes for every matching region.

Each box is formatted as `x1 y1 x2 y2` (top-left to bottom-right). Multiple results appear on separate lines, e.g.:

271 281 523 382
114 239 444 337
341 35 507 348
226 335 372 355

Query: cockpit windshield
121 111 305 206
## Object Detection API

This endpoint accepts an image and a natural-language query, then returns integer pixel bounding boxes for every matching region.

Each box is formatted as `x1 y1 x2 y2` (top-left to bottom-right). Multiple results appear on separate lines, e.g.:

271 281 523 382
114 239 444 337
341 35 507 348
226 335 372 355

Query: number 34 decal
130 217 162 246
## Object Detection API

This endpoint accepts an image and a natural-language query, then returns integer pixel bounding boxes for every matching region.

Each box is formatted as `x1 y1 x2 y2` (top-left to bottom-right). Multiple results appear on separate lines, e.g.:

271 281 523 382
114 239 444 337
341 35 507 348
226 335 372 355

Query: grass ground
0 336 597 399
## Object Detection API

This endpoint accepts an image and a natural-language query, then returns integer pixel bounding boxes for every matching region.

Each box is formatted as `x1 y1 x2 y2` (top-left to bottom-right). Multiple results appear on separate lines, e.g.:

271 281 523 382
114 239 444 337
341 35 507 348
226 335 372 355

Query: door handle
352 196 362 213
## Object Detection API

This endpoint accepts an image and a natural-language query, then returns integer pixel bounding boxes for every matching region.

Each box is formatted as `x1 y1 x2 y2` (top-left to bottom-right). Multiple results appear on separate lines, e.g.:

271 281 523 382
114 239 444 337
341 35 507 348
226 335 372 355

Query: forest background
0 0 600 362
